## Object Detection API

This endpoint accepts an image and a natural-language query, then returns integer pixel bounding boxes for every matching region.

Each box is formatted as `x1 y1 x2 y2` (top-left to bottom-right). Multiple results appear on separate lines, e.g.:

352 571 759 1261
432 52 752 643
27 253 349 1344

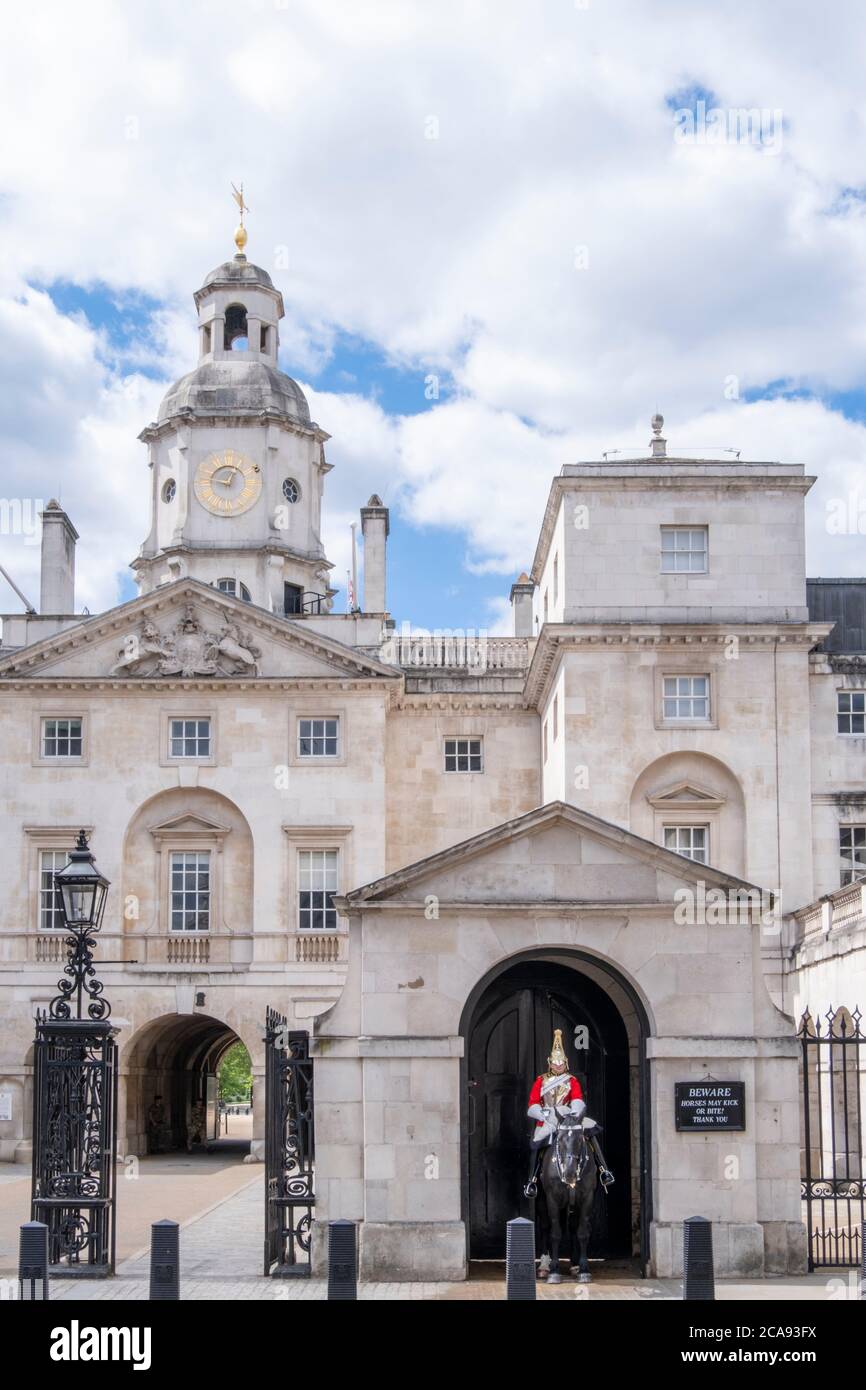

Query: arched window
216 578 251 603
224 304 248 351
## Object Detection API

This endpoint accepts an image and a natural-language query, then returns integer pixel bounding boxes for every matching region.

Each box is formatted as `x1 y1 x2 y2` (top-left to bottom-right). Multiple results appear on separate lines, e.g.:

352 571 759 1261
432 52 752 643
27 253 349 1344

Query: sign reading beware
675 1082 745 1132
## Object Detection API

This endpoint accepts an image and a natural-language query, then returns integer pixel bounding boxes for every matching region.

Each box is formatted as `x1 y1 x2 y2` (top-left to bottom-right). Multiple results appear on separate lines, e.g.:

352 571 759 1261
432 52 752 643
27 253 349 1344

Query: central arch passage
464 960 632 1261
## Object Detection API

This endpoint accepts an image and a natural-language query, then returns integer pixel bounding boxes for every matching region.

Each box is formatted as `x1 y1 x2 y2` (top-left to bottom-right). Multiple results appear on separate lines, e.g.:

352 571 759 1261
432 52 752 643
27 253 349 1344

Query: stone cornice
530 470 815 583
523 622 834 709
139 411 330 445
392 693 531 713
0 677 399 693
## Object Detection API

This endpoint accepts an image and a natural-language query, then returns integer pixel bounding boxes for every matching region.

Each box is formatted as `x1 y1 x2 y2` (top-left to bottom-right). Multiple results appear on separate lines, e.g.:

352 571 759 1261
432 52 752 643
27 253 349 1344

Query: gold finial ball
234 222 248 254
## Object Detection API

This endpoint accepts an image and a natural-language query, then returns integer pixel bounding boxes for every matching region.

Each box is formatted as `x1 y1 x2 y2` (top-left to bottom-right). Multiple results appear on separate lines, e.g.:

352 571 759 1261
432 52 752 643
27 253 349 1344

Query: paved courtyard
0 1169 846 1301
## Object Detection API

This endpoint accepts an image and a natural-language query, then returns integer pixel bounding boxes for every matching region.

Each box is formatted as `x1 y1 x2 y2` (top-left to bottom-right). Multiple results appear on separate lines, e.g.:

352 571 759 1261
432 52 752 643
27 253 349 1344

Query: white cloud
2 0 866 618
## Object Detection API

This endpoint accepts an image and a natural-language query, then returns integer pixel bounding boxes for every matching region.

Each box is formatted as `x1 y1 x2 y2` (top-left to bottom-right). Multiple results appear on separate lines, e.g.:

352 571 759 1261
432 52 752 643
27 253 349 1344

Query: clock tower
134 225 336 616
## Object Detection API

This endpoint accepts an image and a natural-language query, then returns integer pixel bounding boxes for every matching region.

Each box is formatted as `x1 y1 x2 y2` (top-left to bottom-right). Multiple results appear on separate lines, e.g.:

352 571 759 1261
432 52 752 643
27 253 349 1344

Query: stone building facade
0 243 864 1280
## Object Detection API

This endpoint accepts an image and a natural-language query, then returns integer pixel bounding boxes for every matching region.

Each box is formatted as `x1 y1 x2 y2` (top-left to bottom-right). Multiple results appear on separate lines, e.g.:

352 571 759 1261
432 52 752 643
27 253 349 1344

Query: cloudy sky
1 0 866 629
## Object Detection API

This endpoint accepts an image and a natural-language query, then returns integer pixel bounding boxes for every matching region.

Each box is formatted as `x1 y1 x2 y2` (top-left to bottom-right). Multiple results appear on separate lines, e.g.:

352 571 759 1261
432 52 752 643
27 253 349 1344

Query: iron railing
800 1006 866 1269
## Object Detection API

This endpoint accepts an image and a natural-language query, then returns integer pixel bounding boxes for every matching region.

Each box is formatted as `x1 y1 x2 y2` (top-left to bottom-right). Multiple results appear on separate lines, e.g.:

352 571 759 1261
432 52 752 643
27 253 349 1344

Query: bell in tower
133 189 336 616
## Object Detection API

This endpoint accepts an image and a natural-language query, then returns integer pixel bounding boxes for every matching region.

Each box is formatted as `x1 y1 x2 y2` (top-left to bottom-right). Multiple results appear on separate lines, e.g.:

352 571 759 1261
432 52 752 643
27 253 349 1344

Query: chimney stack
510 573 534 637
40 500 78 614
360 495 389 614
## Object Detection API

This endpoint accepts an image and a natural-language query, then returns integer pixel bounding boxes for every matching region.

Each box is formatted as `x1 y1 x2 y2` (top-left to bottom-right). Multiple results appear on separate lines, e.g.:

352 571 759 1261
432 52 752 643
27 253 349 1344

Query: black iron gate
264 1008 315 1276
31 1017 118 1276
800 1007 866 1269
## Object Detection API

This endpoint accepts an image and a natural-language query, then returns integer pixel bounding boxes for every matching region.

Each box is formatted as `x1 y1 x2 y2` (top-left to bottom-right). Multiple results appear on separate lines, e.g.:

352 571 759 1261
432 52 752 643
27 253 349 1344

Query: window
838 692 866 735
840 827 866 885
170 718 211 758
298 717 339 757
664 825 708 864
661 526 708 573
201 324 211 355
298 849 338 931
41 718 83 758
216 578 252 602
444 737 483 773
259 325 269 354
553 696 559 741
543 719 549 763
662 675 709 721
282 478 300 504
170 851 211 932
553 553 559 604
162 478 176 503
39 850 69 930
543 589 549 622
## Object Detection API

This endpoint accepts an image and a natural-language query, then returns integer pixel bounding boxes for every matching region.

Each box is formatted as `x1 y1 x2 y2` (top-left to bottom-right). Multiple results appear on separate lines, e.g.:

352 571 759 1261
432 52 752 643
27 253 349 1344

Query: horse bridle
553 1116 590 1188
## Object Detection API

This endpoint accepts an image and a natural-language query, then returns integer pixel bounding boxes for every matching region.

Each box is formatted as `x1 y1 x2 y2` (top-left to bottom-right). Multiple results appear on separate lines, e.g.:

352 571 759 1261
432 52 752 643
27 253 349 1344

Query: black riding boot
588 1134 614 1190
524 1144 544 1198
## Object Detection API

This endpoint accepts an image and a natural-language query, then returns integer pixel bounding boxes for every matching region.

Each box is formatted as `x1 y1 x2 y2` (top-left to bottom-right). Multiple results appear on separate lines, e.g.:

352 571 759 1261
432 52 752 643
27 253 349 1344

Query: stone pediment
0 580 400 684
341 800 766 910
148 812 229 838
646 780 726 811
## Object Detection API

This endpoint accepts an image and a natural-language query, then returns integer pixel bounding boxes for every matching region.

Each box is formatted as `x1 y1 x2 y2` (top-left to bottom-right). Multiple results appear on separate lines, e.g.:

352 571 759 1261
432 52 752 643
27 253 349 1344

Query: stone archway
460 948 652 1274
123 1012 248 1158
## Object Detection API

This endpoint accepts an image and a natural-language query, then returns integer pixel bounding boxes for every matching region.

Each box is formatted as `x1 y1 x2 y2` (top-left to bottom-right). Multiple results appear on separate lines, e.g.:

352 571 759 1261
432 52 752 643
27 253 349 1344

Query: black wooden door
466 962 630 1260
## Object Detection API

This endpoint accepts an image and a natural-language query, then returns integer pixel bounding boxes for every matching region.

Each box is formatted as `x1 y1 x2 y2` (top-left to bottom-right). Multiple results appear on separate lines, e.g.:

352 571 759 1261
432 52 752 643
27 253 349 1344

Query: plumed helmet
548 1028 568 1069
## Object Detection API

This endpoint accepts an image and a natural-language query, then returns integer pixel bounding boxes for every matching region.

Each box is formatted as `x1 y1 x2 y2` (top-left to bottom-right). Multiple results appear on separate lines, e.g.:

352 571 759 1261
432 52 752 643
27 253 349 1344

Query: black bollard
328 1220 358 1300
683 1216 715 1300
149 1219 180 1301
506 1216 536 1300
19 1221 49 1301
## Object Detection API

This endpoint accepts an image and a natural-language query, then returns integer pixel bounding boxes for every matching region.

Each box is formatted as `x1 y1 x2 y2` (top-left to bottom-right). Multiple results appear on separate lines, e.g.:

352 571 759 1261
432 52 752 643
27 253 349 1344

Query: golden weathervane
231 182 249 254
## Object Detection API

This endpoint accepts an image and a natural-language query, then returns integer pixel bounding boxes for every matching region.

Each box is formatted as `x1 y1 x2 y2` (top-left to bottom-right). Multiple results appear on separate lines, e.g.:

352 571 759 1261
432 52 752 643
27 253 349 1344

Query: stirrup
599 1169 615 1190
524 1180 538 1198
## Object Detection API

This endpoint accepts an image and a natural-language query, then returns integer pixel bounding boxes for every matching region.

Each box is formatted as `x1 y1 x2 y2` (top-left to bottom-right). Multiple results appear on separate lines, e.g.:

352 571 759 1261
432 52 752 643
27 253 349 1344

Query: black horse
538 1115 597 1283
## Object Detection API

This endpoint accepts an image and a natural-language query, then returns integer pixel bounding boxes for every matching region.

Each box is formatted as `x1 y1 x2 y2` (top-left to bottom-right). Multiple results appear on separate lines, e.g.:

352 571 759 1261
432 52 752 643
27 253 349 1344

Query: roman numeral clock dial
194 450 262 515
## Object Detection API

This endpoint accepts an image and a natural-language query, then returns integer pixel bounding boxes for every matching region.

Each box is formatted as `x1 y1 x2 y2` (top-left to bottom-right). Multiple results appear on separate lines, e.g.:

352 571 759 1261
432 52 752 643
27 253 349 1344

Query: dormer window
224 303 249 351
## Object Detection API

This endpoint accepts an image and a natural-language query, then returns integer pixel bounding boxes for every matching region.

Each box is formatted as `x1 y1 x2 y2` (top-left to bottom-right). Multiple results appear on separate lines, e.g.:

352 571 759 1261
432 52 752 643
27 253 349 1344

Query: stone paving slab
42 1176 846 1300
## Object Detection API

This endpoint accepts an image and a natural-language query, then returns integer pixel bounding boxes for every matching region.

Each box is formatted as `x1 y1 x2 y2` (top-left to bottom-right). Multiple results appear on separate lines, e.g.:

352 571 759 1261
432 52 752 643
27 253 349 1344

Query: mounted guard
524 1029 614 1197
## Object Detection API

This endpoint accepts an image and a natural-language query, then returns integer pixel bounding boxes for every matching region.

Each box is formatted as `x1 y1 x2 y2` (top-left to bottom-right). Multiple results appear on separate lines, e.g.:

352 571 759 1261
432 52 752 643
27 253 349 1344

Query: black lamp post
50 830 111 1022
31 830 118 1277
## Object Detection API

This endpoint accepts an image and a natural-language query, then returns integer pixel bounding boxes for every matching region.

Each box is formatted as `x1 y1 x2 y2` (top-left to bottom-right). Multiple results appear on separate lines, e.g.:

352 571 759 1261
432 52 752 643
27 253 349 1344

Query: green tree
219 1041 252 1102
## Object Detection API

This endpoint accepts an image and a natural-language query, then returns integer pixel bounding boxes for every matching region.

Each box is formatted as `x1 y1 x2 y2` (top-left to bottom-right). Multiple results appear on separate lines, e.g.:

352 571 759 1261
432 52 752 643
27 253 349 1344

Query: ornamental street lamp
31 830 118 1277
55 829 109 933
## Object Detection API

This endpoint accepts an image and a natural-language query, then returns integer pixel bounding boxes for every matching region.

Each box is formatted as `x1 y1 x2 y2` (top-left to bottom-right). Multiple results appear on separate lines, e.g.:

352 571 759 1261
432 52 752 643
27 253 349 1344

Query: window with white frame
298 717 339 757
170 851 211 931
216 577 252 602
840 827 866 885
298 849 338 931
39 850 69 930
41 718 83 758
662 675 710 721
444 737 483 773
169 718 211 758
664 825 708 864
838 692 866 735
661 526 708 573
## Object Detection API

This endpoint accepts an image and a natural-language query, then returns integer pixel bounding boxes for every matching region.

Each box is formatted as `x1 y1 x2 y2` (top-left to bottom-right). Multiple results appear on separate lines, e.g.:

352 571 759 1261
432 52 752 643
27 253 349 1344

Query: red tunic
528 1073 583 1132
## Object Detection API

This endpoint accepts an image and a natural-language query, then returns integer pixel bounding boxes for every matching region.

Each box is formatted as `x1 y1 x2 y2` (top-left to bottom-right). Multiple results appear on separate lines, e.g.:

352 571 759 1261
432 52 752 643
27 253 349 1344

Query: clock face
194 450 262 516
